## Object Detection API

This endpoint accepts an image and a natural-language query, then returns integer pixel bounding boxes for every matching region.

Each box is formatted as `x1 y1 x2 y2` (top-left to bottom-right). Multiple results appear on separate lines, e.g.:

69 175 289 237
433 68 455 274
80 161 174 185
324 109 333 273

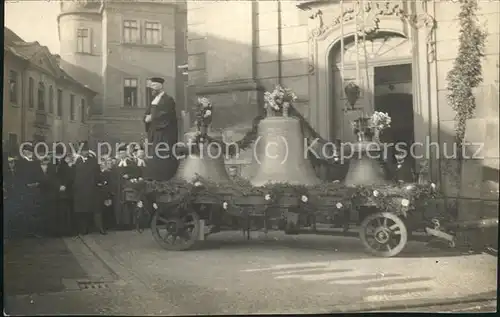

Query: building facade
57 0 187 145
3 27 96 151
186 1 499 220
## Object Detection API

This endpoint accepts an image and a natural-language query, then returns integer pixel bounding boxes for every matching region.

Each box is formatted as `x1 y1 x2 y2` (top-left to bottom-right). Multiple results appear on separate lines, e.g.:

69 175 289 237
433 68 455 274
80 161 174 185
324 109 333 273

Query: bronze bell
251 116 322 186
174 130 230 182
343 130 391 186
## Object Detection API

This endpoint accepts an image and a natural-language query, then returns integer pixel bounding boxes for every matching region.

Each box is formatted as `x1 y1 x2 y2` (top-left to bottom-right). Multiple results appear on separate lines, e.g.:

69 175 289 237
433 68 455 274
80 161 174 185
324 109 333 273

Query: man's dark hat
80 141 89 151
55 143 65 155
150 77 164 84
22 143 34 152
117 144 127 152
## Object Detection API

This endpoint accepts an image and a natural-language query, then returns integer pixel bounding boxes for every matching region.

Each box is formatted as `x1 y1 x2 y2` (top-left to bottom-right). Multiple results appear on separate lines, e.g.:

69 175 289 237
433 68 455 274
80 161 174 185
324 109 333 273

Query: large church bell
174 130 230 182
343 118 391 186
250 116 322 187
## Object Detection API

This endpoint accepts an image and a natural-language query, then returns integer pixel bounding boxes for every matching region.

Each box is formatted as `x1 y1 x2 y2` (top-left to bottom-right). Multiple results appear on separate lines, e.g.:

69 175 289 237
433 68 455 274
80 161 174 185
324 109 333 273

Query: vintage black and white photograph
3 0 499 314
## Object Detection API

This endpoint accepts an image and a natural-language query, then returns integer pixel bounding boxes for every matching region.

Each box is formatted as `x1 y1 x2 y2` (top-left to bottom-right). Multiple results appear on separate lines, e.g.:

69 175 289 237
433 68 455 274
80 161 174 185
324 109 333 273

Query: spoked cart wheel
151 206 201 251
359 212 408 257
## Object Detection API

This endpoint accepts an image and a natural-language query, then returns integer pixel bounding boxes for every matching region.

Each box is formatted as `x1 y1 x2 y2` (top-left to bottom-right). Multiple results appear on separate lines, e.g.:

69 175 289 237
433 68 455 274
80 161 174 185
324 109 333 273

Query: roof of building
4 27 96 95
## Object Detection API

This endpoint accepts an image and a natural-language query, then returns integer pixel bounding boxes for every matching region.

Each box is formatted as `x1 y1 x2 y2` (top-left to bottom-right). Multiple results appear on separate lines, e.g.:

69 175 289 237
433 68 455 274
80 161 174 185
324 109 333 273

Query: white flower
406 185 414 190
153 203 158 209
336 202 343 209
204 110 212 118
431 183 436 189
137 201 143 208
198 97 211 107
222 202 228 210
401 199 410 207
373 190 379 197
138 177 143 182
301 195 308 203
264 194 271 201
194 181 202 187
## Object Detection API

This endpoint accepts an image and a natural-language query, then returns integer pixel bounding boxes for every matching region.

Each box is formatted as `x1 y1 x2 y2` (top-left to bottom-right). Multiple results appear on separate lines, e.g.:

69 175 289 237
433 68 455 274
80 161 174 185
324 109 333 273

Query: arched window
38 82 45 111
48 86 54 113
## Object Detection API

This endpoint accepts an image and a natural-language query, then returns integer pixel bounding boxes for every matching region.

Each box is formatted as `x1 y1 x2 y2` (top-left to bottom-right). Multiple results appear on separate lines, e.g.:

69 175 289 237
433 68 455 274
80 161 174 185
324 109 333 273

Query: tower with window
57 0 187 144
57 0 103 76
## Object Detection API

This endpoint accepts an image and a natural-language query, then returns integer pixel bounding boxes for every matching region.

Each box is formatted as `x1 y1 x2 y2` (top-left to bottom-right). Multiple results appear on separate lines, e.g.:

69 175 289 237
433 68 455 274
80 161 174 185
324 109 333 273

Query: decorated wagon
119 85 500 258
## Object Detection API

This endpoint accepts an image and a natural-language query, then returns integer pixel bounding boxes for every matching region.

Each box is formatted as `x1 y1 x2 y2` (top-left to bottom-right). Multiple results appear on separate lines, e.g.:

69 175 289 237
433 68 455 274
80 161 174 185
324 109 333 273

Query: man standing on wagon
143 77 179 181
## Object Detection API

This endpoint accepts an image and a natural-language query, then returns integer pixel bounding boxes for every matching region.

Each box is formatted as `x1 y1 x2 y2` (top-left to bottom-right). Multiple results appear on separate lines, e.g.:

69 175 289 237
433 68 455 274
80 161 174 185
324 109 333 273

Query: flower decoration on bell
401 199 410 207
264 194 271 201
370 111 391 131
301 195 308 203
222 201 228 210
264 85 298 112
336 202 343 209
195 96 213 135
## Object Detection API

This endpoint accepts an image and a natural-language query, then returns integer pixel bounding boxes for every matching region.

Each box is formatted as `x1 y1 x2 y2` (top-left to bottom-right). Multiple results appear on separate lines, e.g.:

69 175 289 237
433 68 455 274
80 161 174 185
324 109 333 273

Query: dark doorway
374 63 415 182
375 93 414 146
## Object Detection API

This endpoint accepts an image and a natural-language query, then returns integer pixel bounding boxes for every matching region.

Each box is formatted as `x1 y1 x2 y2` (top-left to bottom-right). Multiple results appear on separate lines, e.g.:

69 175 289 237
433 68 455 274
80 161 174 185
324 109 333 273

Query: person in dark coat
112 144 139 229
131 143 147 177
73 141 106 235
98 157 115 231
16 143 45 237
392 141 415 183
50 145 74 236
38 155 60 236
3 153 22 238
143 77 179 181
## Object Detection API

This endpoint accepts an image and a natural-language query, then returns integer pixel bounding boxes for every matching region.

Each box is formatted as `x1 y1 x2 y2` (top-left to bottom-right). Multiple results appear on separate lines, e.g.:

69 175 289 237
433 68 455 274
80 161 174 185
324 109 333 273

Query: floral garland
446 0 486 154
126 175 441 221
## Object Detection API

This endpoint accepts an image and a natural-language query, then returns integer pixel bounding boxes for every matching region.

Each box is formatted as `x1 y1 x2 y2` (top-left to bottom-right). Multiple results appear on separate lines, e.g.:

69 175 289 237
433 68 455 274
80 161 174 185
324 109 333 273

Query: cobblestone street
4 231 497 314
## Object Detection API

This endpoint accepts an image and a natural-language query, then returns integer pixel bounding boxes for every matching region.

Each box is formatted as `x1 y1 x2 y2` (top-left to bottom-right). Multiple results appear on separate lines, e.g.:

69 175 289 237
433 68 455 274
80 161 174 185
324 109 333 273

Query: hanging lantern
344 82 360 107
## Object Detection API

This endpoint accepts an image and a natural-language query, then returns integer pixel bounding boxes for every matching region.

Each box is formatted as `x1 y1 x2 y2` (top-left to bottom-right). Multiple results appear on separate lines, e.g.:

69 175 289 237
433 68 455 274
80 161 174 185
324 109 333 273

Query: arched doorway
328 33 413 143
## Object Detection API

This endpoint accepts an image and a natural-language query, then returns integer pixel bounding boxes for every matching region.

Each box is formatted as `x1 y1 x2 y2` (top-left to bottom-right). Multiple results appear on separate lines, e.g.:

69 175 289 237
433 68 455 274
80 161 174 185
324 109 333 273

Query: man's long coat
144 92 179 180
72 155 101 214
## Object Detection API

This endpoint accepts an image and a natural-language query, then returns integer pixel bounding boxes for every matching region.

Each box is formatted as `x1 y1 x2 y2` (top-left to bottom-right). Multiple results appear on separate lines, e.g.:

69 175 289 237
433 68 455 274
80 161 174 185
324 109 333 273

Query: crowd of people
3 140 149 239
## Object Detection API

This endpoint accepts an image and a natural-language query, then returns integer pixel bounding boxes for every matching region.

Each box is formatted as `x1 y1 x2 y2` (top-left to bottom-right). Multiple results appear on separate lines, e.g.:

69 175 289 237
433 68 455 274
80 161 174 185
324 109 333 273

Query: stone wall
434 1 499 221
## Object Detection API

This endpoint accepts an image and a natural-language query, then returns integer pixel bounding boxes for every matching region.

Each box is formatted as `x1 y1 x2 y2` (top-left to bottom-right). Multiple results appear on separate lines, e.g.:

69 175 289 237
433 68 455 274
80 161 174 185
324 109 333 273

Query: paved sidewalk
3 237 89 296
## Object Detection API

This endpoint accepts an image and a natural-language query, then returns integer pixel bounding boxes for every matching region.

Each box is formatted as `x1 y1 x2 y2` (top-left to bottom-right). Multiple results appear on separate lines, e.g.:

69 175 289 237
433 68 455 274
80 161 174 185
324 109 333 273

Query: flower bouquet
264 85 298 117
369 111 391 142
188 97 213 146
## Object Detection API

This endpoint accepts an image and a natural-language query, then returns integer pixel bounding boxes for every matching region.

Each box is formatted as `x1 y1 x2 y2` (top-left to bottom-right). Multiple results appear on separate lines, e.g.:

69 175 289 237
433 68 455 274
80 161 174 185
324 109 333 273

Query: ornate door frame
303 1 437 173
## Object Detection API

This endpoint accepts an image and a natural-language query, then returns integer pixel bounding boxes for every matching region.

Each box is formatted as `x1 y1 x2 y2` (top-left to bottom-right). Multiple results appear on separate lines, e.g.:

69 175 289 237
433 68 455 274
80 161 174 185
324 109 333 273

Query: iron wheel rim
151 206 200 251
359 212 408 257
